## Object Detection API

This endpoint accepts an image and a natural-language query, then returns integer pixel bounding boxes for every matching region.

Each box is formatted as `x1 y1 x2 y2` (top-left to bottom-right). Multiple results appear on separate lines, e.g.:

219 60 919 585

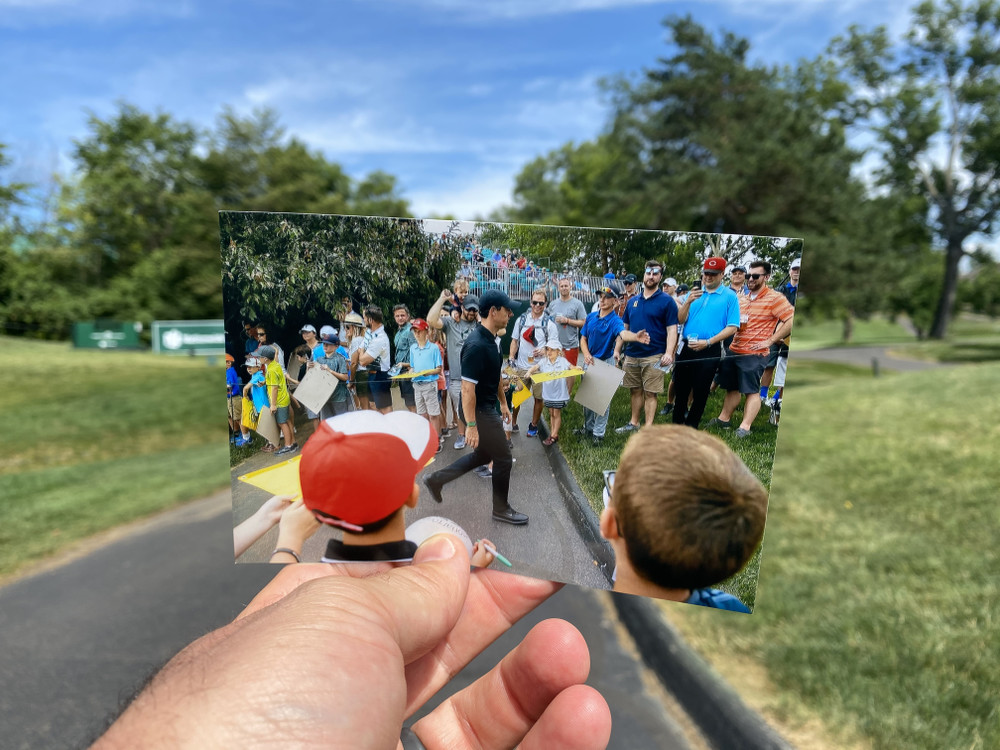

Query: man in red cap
709 260 794 437
670 256 741 429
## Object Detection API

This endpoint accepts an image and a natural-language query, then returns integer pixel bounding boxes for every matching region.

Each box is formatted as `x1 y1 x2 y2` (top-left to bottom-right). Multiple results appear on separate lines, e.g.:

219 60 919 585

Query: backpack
514 310 555 346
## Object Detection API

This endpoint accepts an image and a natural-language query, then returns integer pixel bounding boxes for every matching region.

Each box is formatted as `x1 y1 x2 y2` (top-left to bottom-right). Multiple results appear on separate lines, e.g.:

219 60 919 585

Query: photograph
222 211 801 612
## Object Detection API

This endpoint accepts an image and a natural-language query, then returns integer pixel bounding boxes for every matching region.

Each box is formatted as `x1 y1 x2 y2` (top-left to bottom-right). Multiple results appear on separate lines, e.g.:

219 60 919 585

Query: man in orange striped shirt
708 260 794 437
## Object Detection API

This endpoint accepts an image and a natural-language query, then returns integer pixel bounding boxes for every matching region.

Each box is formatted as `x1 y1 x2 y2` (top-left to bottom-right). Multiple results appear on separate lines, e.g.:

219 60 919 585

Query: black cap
462 294 481 311
677 284 690 293
731 266 747 273
623 273 638 284
478 289 514 314
598 286 621 299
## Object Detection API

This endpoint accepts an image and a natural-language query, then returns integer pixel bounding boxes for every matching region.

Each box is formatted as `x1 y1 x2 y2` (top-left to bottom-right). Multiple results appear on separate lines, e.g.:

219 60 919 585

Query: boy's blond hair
611 425 767 590
453 278 470 294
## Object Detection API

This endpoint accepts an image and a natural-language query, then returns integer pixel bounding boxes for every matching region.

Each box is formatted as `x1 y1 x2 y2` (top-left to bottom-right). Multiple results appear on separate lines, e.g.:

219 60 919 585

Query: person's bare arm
462 380 480 449
427 289 451 330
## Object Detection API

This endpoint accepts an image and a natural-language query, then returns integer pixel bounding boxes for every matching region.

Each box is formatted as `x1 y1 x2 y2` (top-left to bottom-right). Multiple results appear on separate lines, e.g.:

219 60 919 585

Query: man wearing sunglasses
509 288 559 438
613 260 679 433
671 257 741 429
709 260 794 438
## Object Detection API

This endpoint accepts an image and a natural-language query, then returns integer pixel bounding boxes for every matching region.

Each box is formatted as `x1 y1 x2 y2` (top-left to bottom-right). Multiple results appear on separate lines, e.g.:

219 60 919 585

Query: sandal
542 435 558 446
262 444 276 452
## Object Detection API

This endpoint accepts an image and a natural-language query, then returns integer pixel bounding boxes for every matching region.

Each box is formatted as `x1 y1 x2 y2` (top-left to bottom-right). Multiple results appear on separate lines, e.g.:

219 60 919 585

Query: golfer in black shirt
425 289 528 525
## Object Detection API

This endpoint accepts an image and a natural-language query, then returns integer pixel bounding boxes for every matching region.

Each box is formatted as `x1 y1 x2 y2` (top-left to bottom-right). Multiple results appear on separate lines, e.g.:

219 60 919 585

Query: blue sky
1 0 915 220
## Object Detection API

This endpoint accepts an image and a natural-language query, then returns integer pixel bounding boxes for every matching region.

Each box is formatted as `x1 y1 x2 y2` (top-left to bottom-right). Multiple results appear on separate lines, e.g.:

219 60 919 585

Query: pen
480 541 512 567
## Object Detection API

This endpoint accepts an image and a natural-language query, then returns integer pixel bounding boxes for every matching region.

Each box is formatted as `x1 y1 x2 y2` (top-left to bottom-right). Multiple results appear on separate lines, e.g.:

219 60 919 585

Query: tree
219 212 457 345
833 0 1000 338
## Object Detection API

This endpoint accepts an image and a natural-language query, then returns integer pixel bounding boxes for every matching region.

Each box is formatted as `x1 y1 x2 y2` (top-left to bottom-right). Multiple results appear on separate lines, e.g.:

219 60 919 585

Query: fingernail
418 534 457 562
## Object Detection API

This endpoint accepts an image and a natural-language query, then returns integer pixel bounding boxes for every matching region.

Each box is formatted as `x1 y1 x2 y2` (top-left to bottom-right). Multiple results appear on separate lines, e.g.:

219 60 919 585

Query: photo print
222 211 802 612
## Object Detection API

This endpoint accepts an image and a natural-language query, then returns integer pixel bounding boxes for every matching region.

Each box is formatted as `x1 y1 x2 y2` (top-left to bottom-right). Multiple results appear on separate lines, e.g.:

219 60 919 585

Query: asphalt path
0 491 702 750
233 397 609 591
791 344 947 371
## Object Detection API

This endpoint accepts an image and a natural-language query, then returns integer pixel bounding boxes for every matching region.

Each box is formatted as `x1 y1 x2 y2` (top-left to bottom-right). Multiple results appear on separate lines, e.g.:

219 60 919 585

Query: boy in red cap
299 411 495 565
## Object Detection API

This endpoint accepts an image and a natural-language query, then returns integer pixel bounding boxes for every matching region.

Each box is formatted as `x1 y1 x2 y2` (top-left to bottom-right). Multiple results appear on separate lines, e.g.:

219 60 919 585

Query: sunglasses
602 470 616 494
644 267 662 275
530 301 546 306
703 271 721 276
747 273 766 280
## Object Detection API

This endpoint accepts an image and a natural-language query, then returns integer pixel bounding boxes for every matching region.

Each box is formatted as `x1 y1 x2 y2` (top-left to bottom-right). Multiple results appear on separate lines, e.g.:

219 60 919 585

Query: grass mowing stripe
661 362 1000 749
0 445 230 577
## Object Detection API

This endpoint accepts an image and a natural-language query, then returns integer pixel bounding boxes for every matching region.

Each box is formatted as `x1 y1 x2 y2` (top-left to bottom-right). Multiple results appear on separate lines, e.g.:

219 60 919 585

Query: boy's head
600 425 767 593
411 318 429 342
320 331 340 353
299 411 439 534
255 345 276 363
545 340 562 361
225 353 235 368
245 356 261 373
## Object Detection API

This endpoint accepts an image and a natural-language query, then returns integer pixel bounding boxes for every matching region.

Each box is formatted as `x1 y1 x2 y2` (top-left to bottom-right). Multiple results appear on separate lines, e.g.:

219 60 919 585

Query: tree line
1 0 997 342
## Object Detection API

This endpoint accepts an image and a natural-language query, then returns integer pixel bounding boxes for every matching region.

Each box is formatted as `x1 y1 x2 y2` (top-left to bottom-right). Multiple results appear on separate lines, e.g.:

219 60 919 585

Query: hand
500 406 512 425
689 339 708 351
660 353 674 367
688 286 703 301
533 346 545 358
441 288 453 300
307 361 315 369
466 424 479 450
584 354 594 367
269 404 277 414
471 538 496 568
274 499 321 557
97 536 611 750
259 494 296 525
556 315 567 325
635 329 651 345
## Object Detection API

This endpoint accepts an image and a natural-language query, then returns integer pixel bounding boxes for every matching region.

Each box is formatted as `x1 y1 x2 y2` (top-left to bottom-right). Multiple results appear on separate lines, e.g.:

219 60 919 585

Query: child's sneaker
526 423 538 437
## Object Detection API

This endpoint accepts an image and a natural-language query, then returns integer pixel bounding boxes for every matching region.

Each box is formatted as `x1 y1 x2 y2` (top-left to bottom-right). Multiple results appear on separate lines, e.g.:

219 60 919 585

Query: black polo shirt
461 323 501 412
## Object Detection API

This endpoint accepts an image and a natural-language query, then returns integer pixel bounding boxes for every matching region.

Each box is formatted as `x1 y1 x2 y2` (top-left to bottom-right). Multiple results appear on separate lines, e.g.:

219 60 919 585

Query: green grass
790 315 916 350
551 377 783 609
659 362 1000 749
1 336 231 578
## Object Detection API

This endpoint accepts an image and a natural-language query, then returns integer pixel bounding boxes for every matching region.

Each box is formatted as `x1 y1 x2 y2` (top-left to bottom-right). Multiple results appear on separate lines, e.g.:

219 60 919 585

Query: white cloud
386 0 668 22
406 169 515 219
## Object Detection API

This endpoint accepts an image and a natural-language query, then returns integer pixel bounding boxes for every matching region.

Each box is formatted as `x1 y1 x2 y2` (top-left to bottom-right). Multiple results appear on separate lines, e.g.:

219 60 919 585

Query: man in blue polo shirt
672 256 741 429
578 286 650 445
614 259 679 432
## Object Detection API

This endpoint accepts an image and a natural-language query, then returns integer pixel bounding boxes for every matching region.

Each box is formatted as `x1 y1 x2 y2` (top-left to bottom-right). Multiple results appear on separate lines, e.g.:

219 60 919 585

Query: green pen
480 540 512 567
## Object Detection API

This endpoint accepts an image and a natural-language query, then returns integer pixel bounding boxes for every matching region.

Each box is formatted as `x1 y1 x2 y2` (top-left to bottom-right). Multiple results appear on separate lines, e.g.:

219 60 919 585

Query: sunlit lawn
1 337 229 578
659 361 1000 750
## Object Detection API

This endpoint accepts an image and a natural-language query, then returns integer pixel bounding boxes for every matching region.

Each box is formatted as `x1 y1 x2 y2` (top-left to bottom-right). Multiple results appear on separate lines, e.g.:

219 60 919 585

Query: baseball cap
462 294 480 311
664 277 678 287
731 265 747 273
478 289 515 313
245 356 261 368
300 411 439 528
677 284 690 293
410 318 429 331
224 353 235 363
791 257 802 269
319 324 337 338
623 273 638 284
321 332 340 346
545 340 563 350
299 324 317 334
599 285 620 298
255 345 276 361
703 257 727 273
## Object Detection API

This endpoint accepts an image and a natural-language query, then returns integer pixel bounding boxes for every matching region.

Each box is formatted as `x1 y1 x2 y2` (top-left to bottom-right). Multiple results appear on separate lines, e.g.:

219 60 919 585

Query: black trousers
429 405 513 512
672 341 723 429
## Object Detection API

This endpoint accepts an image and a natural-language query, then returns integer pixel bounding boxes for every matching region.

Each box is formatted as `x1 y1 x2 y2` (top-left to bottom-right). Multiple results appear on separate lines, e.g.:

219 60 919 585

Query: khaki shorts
227 395 242 421
622 355 666 394
517 367 544 400
414 381 440 417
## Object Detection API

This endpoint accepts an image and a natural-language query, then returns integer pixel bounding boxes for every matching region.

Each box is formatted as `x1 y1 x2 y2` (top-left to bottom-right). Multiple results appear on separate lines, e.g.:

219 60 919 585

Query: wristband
466 421 477 427
271 547 300 563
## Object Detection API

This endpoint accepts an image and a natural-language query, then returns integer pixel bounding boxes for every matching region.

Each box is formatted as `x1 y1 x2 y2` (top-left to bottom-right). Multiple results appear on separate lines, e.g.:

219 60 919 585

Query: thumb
353 533 472 663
